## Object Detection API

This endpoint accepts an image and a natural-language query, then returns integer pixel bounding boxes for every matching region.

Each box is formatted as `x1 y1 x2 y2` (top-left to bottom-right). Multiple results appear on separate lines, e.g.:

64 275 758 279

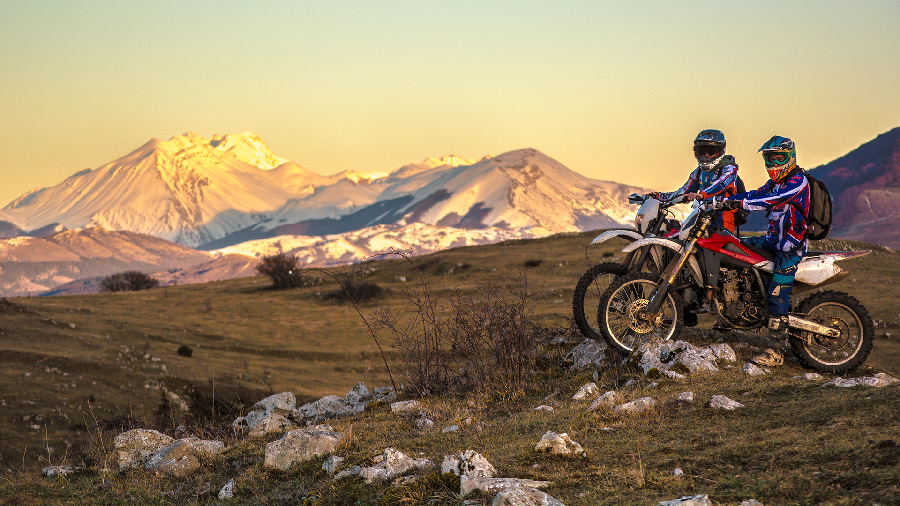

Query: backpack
801 170 833 240
764 169 833 241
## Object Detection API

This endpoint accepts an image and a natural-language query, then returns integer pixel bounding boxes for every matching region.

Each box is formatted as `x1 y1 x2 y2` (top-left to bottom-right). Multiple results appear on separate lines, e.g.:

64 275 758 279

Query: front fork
643 236 699 318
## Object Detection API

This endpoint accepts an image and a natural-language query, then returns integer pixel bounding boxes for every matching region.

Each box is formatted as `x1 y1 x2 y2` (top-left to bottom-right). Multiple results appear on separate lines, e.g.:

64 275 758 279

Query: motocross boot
752 316 789 367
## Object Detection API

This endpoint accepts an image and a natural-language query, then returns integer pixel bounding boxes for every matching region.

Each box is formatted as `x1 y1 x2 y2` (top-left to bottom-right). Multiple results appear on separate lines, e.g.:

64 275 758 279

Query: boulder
335 465 363 481
358 448 433 484
233 392 296 435
322 455 344 476
346 382 371 404
658 494 711 506
114 429 174 470
535 431 585 457
42 466 78 477
460 476 553 497
614 396 657 415
676 391 694 403
572 382 599 401
264 425 345 471
146 438 225 477
709 395 744 411
794 373 824 381
218 479 235 500
634 341 734 376
742 363 770 376
415 417 435 430
391 400 423 415
248 411 294 437
441 450 496 478
491 486 565 506
586 391 619 413
563 339 608 370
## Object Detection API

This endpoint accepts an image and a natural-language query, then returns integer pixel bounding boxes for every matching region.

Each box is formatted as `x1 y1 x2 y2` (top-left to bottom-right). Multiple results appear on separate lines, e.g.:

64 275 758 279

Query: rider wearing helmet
720 135 811 366
649 129 741 233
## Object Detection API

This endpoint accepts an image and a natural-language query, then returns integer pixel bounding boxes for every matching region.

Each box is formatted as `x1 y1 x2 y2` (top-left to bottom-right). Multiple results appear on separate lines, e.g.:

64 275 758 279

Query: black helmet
693 129 726 171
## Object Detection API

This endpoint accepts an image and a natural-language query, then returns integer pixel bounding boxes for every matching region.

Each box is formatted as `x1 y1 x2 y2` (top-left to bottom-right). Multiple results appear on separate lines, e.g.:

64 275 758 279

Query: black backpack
801 170 833 240
764 169 833 241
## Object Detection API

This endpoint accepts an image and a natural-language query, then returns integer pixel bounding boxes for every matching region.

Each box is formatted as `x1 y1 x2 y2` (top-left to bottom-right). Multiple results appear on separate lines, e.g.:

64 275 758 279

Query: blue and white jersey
731 171 810 254
660 156 739 202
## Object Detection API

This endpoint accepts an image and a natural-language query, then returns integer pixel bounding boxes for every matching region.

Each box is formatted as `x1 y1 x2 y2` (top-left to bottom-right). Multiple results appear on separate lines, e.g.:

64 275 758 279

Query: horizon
2 1 899 206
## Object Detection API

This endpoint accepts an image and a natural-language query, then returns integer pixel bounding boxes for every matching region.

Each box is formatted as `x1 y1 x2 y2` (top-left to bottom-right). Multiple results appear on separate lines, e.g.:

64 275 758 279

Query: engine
716 267 766 328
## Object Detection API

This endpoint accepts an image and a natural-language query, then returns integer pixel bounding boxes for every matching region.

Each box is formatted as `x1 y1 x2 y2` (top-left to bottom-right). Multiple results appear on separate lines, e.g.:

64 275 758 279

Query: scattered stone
676 391 694 403
533 405 553 412
665 370 687 380
415 417 435 430
264 425 345 471
345 382 370 404
442 425 460 433
491 486 566 506
114 429 175 470
572 382 599 401
391 400 423 415
634 341 734 376
218 479 234 500
709 395 744 411
322 455 344 476
373 386 397 402
742 363 770 376
232 392 297 435
586 391 619 413
535 431 585 457
794 373 824 381
42 466 77 477
614 396 657 415
460 476 553 498
824 373 899 388
248 412 294 437
563 338 608 370
164 390 190 412
442 450 496 478
658 494 711 506
296 394 367 421
673 467 684 476
739 500 763 506
359 448 433 484
146 438 225 477
334 465 362 481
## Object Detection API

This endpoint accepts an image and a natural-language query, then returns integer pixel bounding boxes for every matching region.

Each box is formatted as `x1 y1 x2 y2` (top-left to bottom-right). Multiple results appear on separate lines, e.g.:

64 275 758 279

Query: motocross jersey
660 155 740 231
731 170 810 254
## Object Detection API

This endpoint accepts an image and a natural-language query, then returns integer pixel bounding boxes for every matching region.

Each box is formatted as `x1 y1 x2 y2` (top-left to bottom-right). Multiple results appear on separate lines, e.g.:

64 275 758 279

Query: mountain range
1 127 898 297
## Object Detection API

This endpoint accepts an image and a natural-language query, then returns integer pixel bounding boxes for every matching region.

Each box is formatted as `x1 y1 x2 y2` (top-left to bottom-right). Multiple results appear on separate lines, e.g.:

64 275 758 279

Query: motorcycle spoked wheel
790 290 874 374
597 272 684 355
572 262 629 341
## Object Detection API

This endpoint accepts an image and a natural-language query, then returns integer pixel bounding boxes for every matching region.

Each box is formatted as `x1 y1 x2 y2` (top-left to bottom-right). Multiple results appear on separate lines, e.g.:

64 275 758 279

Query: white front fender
621 237 704 287
590 229 643 245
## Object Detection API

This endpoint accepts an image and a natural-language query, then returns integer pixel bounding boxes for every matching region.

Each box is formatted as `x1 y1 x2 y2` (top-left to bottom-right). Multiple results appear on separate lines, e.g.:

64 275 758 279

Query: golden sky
1 1 898 206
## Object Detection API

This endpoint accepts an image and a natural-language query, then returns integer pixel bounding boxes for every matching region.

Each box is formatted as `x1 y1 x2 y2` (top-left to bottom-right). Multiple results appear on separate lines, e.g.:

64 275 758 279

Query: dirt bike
596 200 874 374
572 192 684 341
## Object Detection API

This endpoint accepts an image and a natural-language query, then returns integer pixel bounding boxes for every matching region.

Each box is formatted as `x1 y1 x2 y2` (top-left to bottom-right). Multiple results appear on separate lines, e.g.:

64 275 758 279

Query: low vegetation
255 252 306 289
99 270 160 292
0 232 898 504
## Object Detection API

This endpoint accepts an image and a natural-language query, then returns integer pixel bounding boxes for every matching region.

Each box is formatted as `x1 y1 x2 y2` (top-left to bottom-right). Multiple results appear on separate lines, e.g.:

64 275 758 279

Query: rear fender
590 229 643 245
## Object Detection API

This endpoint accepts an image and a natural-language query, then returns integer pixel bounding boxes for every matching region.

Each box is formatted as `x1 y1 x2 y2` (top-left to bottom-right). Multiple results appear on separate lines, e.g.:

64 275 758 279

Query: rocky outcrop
358 448 434 484
709 395 744 411
460 476 554 497
114 429 175 470
442 450 496 478
824 373 899 388
264 425 345 471
491 486 566 506
535 431 585 457
563 339 608 370
113 429 224 476
633 341 736 377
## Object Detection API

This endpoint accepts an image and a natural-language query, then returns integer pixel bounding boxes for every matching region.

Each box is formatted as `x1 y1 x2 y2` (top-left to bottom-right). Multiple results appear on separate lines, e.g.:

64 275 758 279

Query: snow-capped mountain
0 133 649 249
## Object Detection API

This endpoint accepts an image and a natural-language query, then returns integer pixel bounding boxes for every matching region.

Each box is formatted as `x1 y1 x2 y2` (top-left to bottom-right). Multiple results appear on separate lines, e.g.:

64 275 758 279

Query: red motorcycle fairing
696 232 768 268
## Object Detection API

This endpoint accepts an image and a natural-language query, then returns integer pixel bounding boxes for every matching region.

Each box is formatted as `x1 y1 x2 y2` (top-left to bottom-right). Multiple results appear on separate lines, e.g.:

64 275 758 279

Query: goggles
694 145 722 158
764 152 790 167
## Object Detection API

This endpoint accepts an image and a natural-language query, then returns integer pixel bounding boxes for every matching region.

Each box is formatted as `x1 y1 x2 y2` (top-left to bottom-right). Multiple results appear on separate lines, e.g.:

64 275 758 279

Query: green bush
100 271 160 292
177 345 193 357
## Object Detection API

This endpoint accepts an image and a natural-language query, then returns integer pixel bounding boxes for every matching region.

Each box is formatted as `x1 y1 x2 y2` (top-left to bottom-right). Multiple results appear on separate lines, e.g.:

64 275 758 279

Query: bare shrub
321 279 385 303
255 252 305 288
100 271 160 292
372 250 552 396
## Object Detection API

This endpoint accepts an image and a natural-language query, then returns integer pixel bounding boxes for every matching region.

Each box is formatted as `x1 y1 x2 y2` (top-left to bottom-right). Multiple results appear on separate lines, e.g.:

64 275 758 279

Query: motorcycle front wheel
790 291 874 374
572 262 629 341
597 272 683 355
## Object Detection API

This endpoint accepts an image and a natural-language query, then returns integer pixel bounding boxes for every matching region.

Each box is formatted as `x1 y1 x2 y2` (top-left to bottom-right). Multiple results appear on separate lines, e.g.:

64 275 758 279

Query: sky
1 1 899 207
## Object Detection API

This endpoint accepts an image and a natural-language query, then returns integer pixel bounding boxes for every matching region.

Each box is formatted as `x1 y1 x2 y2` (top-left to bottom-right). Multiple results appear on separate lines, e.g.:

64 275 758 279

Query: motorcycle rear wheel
572 262 629 341
598 272 684 355
790 291 874 374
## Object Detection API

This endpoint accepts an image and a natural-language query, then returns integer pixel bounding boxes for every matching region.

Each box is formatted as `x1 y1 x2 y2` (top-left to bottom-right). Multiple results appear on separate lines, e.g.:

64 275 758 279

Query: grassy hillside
1 231 898 504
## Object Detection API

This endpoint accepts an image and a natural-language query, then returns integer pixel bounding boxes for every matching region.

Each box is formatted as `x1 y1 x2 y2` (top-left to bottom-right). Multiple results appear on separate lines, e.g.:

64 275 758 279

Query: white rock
264 425 344 471
114 429 174 470
614 396 657 415
563 338 608 370
146 438 225 477
709 395 744 410
334 465 362 480
248 411 295 437
586 391 619 413
491 485 566 506
738 500 763 506
572 382 599 401
460 476 553 498
218 479 234 500
441 450 496 478
533 405 553 412
415 417 435 430
359 448 433 484
42 466 76 477
322 455 344 476
658 494 711 506
673 467 684 476
793 373 824 381
390 400 422 415
535 431 585 457
346 382 370 404
741 363 770 376
442 425 460 433
676 391 694 403
824 373 899 388
233 391 297 434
